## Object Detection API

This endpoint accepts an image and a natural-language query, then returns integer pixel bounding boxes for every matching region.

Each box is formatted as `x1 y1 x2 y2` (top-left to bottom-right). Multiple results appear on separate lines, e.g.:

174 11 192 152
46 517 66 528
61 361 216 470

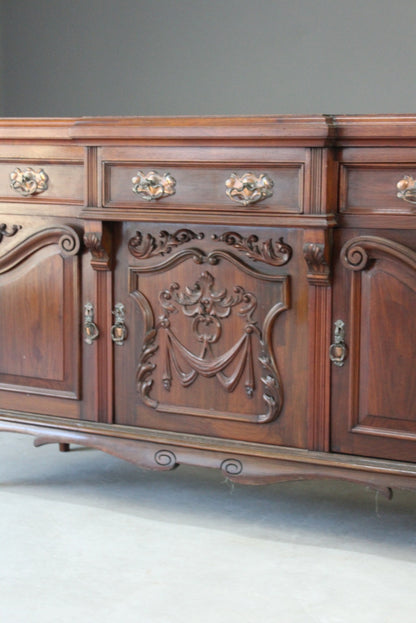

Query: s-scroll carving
212 232 292 266
134 269 289 424
128 229 204 260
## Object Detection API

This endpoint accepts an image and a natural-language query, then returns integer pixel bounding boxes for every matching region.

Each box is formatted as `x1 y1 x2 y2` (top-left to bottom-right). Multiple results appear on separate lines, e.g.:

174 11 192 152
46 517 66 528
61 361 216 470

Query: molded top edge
0 114 416 143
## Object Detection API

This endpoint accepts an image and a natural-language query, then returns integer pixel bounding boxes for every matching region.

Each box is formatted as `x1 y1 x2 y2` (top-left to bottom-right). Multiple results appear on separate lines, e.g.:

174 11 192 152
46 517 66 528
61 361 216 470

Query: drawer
0 145 84 207
339 149 416 215
99 146 306 216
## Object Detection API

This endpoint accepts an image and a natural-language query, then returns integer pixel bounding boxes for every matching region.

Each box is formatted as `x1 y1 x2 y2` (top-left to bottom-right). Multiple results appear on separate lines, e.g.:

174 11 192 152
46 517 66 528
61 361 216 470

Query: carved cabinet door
331 229 416 462
0 219 96 421
113 222 310 447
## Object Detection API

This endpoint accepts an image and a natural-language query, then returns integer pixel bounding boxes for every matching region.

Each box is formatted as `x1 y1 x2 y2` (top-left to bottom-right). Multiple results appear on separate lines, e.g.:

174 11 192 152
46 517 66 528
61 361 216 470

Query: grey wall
2 0 416 117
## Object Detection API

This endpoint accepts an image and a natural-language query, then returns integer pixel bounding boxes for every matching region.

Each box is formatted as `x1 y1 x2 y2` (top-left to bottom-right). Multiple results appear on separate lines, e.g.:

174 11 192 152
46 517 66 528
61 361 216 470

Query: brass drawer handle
111 303 128 345
10 167 49 196
397 176 416 204
225 172 274 206
83 303 99 345
131 170 176 201
329 320 347 367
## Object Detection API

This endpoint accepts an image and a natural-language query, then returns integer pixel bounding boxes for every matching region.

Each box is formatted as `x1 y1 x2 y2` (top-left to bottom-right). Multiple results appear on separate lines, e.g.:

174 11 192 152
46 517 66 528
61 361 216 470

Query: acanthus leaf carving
128 229 204 260
212 232 292 266
84 231 112 271
303 242 331 285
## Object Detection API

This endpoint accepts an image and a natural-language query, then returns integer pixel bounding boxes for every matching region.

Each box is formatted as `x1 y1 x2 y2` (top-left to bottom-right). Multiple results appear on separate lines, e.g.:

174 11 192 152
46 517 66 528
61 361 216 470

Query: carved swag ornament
137 271 284 423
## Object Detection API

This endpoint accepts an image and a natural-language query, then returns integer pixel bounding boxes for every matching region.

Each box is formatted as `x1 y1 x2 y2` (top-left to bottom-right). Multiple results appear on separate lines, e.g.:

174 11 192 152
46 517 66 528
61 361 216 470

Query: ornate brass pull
225 172 274 206
10 167 49 196
131 171 176 201
329 320 347 367
83 303 99 345
111 303 128 345
397 176 416 204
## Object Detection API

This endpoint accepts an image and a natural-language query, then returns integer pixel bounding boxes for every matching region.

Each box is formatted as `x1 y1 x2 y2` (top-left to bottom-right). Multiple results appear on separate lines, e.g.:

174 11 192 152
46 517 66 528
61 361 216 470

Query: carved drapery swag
137 270 284 423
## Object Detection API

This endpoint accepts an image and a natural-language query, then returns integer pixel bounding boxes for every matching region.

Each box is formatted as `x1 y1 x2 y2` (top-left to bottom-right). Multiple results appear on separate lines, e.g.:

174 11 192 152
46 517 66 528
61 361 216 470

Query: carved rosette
212 232 292 266
128 229 204 259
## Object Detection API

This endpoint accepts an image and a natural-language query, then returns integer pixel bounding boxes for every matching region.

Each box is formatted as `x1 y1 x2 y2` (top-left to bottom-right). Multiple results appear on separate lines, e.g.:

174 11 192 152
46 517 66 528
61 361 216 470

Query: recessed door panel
331 230 416 462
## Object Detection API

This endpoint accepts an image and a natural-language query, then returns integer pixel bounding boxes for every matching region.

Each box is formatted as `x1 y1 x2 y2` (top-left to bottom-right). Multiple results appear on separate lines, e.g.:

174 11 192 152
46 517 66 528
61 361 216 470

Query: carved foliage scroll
128 228 292 267
212 232 292 266
128 229 204 259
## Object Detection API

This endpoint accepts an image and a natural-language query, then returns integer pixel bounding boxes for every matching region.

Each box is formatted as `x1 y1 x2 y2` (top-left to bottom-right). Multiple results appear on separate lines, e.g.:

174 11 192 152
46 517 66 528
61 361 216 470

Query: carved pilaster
303 230 332 451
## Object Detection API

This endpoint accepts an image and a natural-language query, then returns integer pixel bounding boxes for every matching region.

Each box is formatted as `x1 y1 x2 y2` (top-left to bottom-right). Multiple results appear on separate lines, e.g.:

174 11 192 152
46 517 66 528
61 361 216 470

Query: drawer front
339 149 416 215
0 145 84 207
99 147 306 216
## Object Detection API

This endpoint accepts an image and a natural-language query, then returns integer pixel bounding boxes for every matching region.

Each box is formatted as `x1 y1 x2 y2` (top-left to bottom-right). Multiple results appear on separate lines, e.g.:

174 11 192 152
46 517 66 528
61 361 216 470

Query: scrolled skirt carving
154 449 177 470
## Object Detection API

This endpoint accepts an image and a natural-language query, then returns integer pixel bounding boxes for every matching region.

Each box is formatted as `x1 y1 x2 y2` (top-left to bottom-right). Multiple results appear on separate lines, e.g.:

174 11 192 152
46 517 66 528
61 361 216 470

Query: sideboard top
1 114 416 145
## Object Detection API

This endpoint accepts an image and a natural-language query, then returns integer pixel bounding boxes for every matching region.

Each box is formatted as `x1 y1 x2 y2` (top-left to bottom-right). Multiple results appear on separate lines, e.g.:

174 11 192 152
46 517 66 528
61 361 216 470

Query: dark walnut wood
0 115 416 497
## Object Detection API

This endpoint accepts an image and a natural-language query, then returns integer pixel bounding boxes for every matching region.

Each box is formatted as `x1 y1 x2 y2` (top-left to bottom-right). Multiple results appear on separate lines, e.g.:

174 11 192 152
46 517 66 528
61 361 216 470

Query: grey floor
1 432 416 623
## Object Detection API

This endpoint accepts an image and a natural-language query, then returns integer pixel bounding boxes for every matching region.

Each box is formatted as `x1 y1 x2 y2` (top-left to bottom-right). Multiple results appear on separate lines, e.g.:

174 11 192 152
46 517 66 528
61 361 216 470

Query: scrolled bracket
10 167 49 197
225 172 274 206
132 170 176 201
303 233 332 286
84 230 112 271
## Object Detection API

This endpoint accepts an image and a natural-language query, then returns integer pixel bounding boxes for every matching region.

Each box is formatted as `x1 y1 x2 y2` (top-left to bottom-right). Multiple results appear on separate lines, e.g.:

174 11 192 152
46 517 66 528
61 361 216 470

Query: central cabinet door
113 222 309 447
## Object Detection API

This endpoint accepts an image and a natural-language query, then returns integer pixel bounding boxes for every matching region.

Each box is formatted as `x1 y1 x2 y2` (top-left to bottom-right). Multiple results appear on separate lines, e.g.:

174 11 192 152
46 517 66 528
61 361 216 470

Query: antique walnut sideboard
1 115 416 497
